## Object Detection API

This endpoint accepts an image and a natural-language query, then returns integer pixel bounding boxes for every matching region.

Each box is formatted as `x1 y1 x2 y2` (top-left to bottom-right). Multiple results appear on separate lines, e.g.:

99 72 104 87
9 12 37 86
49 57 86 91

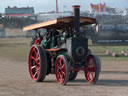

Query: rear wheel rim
55 56 66 84
29 46 40 80
84 56 96 83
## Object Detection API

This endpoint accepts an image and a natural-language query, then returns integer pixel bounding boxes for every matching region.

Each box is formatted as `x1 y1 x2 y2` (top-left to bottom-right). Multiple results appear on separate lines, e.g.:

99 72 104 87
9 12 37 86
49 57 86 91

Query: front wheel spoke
57 64 61 68
57 72 60 79
87 72 91 80
61 70 66 76
59 59 63 66
58 59 61 66
58 72 63 80
90 72 95 79
59 73 63 80
61 64 65 69
58 72 62 81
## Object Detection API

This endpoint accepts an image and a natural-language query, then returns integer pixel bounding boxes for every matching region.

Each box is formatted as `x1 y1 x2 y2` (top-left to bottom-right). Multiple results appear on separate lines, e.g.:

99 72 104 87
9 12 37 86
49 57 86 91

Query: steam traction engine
23 6 101 85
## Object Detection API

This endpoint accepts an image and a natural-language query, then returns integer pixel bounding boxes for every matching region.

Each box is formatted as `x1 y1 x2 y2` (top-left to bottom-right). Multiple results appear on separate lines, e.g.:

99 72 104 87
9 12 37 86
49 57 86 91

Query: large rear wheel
84 55 101 84
55 55 69 85
28 45 47 82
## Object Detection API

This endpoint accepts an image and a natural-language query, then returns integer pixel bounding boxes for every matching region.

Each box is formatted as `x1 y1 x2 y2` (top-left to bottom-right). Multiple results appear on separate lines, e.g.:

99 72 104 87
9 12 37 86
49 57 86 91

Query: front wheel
84 55 101 84
55 55 69 85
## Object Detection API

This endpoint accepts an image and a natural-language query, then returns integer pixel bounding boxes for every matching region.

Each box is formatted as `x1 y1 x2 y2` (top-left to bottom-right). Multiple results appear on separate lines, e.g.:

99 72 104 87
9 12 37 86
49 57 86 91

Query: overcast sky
0 0 128 13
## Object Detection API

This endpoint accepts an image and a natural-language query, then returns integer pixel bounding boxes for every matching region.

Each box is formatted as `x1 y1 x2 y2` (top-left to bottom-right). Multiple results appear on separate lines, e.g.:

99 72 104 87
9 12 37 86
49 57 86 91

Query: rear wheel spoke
31 66 36 69
33 71 38 78
31 56 37 61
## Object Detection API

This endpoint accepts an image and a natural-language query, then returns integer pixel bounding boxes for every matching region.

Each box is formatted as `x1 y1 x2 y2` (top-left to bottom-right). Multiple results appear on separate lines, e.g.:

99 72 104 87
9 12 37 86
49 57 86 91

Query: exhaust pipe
72 5 80 34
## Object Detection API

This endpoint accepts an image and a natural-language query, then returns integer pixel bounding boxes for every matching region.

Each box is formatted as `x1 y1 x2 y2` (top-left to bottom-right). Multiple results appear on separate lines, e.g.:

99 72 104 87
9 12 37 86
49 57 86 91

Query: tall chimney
72 5 80 34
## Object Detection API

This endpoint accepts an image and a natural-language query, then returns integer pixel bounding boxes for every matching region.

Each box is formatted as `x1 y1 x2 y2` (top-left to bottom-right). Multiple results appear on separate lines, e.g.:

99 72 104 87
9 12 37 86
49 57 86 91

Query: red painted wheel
84 55 101 84
28 45 47 82
55 55 69 85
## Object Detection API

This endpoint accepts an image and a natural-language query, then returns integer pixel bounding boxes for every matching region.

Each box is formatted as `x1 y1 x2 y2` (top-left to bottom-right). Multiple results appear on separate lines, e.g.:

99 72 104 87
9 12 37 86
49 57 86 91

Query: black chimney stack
72 5 80 34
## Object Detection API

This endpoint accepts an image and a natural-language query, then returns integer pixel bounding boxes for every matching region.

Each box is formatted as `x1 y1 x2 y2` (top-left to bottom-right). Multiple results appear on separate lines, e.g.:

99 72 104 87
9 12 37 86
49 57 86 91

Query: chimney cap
72 5 80 9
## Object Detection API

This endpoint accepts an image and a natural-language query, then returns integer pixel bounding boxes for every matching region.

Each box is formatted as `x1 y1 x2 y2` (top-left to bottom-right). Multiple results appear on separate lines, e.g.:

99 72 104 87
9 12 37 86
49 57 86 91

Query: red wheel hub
55 57 66 84
28 46 40 80
84 56 96 83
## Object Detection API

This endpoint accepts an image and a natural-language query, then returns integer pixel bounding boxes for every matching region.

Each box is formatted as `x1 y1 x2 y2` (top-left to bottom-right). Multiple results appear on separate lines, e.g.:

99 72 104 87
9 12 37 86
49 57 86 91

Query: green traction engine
23 6 101 85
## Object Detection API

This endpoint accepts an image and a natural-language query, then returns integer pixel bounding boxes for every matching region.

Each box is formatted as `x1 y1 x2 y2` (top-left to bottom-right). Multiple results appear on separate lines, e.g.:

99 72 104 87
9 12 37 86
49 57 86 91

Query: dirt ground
0 38 128 96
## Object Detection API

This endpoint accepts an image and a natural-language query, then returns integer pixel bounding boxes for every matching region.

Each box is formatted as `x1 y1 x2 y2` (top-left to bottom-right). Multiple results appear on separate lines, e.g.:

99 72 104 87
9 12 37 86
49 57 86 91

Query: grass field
0 38 128 61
